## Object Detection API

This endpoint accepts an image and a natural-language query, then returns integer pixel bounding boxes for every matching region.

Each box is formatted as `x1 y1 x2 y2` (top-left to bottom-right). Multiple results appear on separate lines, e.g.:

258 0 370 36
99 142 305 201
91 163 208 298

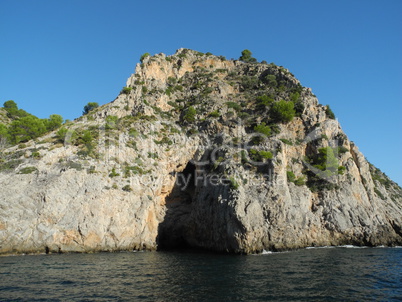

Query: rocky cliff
1 48 401 254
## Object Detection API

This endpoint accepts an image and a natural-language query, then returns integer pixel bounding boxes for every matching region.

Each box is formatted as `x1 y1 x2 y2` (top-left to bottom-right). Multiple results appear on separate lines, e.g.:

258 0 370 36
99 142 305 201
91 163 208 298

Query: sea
0 246 401 301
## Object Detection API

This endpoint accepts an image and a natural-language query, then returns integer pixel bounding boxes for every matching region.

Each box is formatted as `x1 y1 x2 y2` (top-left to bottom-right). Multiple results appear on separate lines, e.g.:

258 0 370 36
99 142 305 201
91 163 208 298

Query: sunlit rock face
1 49 401 255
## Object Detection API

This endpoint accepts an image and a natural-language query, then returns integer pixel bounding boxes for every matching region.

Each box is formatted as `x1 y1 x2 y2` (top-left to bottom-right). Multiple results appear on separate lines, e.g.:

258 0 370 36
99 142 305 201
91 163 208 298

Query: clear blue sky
1 0 401 185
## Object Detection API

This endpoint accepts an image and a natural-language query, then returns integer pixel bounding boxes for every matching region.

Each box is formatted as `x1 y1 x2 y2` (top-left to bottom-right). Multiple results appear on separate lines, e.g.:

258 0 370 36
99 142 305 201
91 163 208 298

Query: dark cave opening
157 161 199 250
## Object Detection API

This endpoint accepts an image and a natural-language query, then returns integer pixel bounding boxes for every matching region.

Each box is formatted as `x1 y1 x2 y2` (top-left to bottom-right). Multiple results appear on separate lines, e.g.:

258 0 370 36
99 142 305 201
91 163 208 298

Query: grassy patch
18 166 38 174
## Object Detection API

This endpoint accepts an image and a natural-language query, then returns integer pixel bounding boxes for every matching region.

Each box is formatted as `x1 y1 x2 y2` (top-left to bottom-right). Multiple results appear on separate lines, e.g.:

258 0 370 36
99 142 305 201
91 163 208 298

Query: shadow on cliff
157 161 197 250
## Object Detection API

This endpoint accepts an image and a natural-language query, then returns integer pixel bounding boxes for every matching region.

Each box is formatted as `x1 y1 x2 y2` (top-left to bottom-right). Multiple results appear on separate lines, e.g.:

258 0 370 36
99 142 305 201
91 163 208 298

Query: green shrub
294 176 306 186
254 122 271 137
270 100 295 123
121 87 132 94
183 106 196 123
0 123 9 141
238 112 251 120
229 177 240 189
280 138 293 145
287 171 305 186
8 116 47 143
122 185 132 192
305 147 346 187
338 146 349 154
83 102 99 115
167 77 177 85
239 49 257 63
226 102 241 112
256 95 274 109
140 52 150 63
18 166 38 174
3 100 31 120
79 130 92 145
259 150 273 159
109 168 120 178
290 92 300 102
105 115 118 130
3 100 18 111
338 166 346 175
129 128 139 137
263 74 277 87
66 161 83 171
294 100 305 116
45 114 63 131
249 149 273 162
325 105 335 119
213 156 226 170
202 87 214 94
241 76 259 90
315 147 339 173
248 149 259 161
238 150 247 164
209 111 220 118
164 85 183 96
55 127 72 143
124 165 148 177
287 171 296 182
154 136 173 145
31 151 41 159
0 159 22 172
165 87 173 96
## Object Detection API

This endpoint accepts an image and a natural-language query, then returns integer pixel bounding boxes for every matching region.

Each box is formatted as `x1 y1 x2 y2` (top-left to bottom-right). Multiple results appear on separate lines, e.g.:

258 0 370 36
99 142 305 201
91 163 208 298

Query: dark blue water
0 247 401 301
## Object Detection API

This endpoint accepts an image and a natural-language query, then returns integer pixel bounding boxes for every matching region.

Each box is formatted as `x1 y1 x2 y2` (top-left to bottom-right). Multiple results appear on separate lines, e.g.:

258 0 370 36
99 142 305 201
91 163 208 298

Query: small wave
306 245 402 249
305 246 335 250
251 249 281 255
261 250 273 255
339 245 368 248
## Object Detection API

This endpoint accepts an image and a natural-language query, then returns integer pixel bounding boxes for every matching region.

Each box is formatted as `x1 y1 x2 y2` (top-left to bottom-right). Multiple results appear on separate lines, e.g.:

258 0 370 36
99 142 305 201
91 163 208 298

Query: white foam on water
339 245 368 248
261 249 273 255
251 249 282 255
305 246 335 250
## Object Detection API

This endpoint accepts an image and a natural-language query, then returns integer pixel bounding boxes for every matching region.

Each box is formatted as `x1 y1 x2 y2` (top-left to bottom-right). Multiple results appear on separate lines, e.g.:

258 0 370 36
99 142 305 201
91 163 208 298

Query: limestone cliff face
1 48 401 254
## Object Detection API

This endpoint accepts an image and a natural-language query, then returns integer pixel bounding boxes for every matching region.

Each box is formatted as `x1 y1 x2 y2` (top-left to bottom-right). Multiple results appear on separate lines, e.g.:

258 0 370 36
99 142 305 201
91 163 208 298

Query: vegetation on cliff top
0 100 64 145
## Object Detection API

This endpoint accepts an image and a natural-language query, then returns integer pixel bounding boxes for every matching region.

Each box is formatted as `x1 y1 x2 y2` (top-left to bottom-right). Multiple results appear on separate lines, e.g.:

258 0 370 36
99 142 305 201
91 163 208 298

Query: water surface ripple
0 247 401 301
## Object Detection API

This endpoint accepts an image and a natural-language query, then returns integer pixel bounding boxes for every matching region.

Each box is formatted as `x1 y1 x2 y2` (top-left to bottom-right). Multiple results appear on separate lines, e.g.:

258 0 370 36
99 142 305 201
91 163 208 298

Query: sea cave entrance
157 161 199 250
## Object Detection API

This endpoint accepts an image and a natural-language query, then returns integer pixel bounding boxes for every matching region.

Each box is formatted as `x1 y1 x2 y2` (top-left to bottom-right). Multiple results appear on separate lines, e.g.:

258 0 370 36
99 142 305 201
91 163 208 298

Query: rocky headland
1 49 401 254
